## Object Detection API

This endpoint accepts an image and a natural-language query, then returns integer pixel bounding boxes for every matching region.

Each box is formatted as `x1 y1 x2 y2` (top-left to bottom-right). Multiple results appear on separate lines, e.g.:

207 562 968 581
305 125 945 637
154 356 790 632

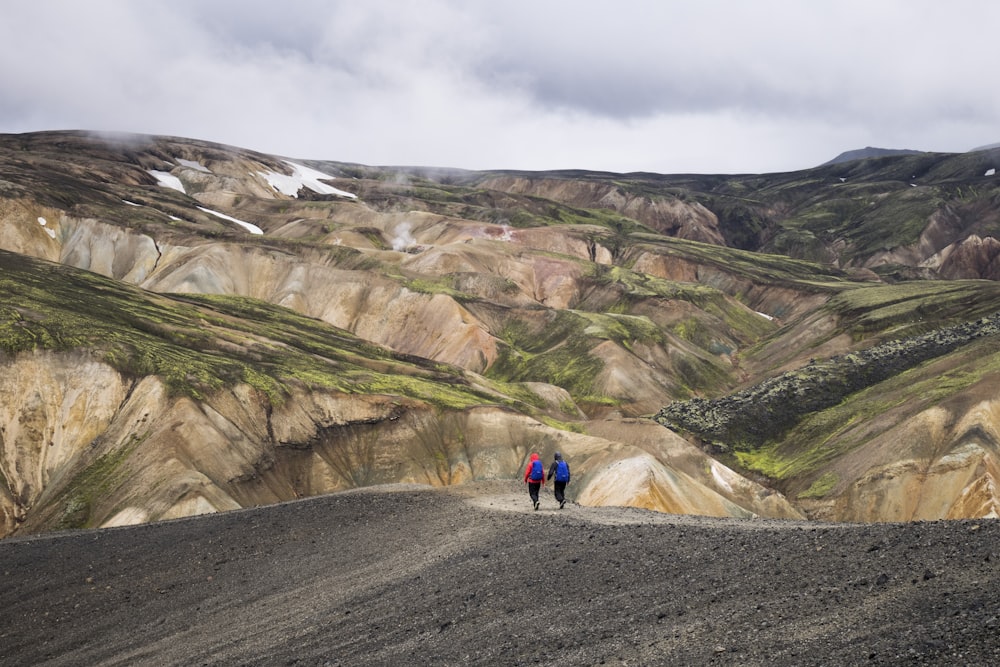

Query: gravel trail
1 481 998 666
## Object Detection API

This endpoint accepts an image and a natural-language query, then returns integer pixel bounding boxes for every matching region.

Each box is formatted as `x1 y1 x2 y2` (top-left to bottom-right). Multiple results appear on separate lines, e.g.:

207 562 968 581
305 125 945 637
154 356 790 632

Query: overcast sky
2 0 997 174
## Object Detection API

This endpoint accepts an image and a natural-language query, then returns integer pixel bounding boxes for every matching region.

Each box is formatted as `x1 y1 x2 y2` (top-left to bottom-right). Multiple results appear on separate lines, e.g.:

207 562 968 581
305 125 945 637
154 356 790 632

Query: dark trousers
527 482 541 504
553 481 567 504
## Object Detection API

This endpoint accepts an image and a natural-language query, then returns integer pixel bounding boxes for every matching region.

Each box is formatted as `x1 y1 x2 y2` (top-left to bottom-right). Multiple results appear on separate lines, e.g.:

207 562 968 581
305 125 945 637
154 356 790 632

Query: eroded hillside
2 130 1000 535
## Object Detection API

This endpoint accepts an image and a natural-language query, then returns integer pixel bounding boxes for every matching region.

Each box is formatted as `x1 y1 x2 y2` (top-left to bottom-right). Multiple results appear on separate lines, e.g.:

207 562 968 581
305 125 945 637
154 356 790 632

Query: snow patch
37 216 55 239
122 200 142 206
149 169 186 193
986 168 996 176
756 311 774 321
259 161 357 199
197 206 263 235
177 158 211 173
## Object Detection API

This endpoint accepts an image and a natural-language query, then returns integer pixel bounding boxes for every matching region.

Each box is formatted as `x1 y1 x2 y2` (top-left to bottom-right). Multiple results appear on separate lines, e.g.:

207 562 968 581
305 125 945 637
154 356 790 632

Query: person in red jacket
523 452 545 510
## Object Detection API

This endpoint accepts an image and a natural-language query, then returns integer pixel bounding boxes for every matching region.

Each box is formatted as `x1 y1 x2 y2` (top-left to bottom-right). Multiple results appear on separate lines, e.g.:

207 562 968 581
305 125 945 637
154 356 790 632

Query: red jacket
524 453 545 485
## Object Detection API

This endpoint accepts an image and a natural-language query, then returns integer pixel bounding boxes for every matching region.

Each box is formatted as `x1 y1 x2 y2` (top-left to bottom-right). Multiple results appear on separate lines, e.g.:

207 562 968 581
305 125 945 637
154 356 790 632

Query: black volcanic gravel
1 481 999 666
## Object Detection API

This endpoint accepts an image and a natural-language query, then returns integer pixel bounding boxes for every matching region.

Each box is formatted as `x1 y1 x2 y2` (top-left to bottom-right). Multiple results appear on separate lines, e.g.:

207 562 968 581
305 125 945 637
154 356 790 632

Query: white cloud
1 0 998 174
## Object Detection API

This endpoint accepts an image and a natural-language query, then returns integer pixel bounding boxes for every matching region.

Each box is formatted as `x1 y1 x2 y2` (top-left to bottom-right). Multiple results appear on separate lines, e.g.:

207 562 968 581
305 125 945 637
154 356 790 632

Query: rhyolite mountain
2 129 1000 538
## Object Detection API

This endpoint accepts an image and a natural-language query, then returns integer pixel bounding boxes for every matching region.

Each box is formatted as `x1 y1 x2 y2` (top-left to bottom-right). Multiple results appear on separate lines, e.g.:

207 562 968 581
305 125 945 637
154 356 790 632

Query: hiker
547 452 571 509
523 452 545 510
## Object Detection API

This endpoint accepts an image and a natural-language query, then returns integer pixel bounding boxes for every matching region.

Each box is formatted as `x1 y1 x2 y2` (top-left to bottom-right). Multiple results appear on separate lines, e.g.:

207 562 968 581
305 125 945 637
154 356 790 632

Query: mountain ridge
819 146 927 166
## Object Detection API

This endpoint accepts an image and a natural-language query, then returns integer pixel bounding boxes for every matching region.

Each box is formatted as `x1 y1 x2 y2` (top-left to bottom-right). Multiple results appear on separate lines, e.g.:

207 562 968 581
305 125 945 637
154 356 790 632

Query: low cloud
1 0 997 174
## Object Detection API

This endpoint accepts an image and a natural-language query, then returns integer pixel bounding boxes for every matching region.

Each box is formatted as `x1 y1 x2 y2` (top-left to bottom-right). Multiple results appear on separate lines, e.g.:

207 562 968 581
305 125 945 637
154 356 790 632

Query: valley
2 131 1000 537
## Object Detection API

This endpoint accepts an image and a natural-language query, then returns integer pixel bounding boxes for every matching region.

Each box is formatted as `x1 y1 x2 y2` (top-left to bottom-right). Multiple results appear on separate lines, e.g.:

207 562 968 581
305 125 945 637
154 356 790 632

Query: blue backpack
529 459 544 481
555 460 570 482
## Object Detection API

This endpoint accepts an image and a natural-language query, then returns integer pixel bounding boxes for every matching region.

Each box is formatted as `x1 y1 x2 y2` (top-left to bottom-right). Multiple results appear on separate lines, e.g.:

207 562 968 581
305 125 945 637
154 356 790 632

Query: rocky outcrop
657 312 1000 447
0 350 129 532
936 234 1000 280
657 312 1000 521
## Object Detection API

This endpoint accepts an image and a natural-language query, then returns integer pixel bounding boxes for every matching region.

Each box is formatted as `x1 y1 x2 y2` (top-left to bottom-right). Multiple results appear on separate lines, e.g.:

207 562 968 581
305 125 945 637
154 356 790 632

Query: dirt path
1 482 998 665
463 479 854 529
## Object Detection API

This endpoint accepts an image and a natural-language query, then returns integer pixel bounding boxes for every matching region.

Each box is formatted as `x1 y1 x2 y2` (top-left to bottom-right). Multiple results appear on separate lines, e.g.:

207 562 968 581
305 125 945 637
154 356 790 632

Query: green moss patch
487 312 606 402
54 432 147 530
827 280 1000 337
797 473 839 499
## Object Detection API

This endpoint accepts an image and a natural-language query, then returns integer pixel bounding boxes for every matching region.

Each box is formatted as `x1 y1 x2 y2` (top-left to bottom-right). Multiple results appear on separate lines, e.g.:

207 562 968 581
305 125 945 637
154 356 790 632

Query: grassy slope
0 249 497 409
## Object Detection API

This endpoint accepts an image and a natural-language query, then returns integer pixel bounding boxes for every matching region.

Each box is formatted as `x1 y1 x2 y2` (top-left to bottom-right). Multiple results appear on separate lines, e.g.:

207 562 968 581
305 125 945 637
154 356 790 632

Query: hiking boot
533 500 539 511
559 500 565 509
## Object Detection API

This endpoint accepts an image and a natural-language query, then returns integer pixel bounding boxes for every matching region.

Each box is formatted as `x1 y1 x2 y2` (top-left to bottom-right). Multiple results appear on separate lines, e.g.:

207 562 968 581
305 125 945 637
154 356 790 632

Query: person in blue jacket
547 452 571 509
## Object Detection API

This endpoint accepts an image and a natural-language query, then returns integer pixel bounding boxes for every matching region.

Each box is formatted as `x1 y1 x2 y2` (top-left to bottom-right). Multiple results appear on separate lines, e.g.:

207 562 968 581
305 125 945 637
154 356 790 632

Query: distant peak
820 146 925 166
